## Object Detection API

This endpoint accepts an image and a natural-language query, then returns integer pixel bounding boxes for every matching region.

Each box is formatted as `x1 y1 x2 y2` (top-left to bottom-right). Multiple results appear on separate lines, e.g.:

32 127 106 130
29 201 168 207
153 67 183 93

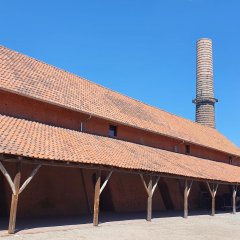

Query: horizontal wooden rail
0 154 239 186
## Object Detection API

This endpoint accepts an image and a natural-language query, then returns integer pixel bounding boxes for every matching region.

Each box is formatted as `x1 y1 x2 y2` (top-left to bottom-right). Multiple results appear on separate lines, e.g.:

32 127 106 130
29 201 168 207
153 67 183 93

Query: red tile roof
0 46 239 156
0 114 240 184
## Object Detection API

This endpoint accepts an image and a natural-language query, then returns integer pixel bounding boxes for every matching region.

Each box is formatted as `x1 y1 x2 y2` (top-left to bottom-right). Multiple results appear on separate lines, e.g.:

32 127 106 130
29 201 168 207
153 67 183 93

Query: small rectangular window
185 145 190 154
109 125 117 137
229 156 233 164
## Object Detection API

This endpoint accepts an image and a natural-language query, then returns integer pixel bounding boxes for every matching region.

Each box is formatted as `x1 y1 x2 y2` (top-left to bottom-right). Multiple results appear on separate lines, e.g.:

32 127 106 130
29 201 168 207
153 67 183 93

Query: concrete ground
0 211 240 240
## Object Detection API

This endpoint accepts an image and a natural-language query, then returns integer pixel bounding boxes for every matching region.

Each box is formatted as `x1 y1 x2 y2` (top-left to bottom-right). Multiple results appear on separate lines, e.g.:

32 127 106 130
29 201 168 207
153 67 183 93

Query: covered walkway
0 114 240 234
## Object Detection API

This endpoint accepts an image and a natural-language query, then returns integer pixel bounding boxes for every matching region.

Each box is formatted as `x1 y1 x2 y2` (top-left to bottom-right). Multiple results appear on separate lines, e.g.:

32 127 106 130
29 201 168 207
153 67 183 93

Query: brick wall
0 90 232 163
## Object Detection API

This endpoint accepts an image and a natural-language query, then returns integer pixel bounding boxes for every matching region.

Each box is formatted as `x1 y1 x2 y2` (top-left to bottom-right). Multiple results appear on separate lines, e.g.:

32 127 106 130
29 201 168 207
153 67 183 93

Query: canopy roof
0 46 239 157
1 114 240 184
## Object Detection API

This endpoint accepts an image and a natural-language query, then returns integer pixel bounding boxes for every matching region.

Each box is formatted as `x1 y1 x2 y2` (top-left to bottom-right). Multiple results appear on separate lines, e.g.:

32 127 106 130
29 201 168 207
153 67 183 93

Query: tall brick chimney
193 38 218 128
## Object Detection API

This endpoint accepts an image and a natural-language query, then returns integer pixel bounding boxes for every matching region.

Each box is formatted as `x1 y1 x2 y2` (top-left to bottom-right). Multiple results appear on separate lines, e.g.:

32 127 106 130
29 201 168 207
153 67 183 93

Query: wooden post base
8 194 19 234
211 196 215 216
233 186 237 214
183 180 193 219
8 162 21 234
93 170 101 226
147 178 152 222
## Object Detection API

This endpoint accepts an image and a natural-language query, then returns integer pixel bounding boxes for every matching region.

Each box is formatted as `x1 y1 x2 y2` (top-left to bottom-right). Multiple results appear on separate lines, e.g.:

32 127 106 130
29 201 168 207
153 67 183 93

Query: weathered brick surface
193 38 218 128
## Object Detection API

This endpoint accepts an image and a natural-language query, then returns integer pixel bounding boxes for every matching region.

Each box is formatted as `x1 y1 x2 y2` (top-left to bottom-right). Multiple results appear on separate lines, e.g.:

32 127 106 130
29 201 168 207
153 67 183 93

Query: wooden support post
140 175 160 222
207 182 218 216
0 161 41 234
147 177 152 221
184 180 193 218
8 162 21 234
184 180 188 218
93 170 101 226
211 195 215 216
233 186 237 214
0 162 16 194
92 170 112 226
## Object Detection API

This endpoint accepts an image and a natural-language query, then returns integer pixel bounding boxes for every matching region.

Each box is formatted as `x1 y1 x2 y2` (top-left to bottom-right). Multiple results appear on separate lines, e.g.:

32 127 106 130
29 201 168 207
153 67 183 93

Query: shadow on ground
0 210 234 235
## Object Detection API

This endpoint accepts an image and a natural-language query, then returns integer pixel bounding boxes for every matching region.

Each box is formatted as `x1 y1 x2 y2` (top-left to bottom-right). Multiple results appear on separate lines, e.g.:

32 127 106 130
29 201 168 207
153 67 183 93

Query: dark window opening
109 125 117 137
229 156 233 164
185 145 190 154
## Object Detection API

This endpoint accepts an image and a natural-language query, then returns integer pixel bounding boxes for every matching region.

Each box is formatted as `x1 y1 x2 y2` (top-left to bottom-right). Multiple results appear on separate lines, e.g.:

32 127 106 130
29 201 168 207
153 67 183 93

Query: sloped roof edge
1 114 240 184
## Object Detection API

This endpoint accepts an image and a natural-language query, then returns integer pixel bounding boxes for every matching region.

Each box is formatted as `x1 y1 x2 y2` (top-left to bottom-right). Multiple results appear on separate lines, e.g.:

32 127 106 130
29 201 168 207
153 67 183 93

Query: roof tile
1 114 240 184
0 46 239 156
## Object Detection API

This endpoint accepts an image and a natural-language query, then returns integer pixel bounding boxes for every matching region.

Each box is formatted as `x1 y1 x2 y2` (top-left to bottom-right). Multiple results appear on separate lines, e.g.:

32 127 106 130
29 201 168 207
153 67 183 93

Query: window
229 156 233 164
185 145 190 154
109 125 117 137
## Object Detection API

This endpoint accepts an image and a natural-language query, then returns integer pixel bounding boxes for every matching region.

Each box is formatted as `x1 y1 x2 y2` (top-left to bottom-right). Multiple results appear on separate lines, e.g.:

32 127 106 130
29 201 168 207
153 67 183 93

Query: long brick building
0 44 240 234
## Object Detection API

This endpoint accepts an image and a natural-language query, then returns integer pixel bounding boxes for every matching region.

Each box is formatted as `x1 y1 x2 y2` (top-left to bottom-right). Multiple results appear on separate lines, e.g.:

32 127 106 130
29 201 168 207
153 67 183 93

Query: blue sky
0 1 239 146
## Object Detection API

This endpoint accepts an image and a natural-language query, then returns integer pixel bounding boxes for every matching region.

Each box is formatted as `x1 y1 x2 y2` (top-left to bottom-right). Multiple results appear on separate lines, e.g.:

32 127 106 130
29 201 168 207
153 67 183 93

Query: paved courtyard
0 212 240 240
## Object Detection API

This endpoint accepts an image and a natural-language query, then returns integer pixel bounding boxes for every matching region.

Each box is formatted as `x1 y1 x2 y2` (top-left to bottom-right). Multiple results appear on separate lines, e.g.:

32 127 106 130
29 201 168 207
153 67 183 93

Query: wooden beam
1 156 237 186
206 182 213 197
100 171 113 194
233 186 237 214
19 165 41 194
152 176 160 195
207 182 218 216
184 180 193 218
0 162 16 194
8 162 22 234
188 181 193 197
140 174 148 194
93 170 101 226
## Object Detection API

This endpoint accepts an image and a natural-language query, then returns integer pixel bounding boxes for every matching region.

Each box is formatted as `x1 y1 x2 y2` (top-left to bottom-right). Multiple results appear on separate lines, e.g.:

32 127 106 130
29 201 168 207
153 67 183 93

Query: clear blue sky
1 1 239 146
